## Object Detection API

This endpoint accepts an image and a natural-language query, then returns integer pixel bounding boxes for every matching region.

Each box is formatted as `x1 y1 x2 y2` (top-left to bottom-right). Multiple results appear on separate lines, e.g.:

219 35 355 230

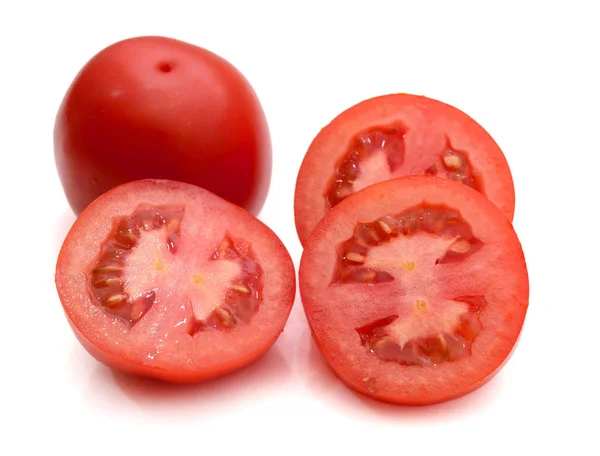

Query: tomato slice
55 179 295 383
294 93 515 246
299 176 529 405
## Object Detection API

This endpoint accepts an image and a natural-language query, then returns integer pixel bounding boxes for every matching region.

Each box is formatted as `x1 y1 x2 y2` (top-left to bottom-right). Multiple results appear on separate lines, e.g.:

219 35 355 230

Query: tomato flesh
295 93 515 246
299 176 529 405
56 179 295 383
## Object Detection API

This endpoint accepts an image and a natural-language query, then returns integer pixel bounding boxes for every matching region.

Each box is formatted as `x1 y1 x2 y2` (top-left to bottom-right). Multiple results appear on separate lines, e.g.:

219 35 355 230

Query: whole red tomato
54 36 272 215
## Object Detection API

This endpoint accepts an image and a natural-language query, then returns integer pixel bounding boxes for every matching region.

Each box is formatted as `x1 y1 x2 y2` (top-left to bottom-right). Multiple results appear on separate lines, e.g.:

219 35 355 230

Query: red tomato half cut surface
294 93 515 246
55 180 295 383
299 176 528 405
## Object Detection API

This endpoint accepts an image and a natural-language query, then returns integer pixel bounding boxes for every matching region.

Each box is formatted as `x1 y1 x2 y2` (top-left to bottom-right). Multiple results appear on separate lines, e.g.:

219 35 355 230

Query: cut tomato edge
304 311 525 405
65 311 285 383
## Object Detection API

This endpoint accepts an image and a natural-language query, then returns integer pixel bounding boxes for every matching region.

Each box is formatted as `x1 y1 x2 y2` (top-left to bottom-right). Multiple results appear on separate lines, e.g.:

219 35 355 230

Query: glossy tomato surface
294 93 515 246
299 176 528 405
55 180 294 383
54 36 271 216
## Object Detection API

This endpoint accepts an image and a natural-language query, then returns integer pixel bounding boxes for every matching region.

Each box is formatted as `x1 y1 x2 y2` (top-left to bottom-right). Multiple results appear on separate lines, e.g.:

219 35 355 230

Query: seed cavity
189 235 264 334
438 238 483 264
87 205 184 325
331 203 483 285
324 126 407 209
356 296 487 366
424 137 481 191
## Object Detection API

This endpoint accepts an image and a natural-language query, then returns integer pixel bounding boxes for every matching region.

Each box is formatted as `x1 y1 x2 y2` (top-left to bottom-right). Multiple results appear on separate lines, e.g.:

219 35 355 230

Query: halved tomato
55 179 295 383
294 93 515 246
299 176 528 405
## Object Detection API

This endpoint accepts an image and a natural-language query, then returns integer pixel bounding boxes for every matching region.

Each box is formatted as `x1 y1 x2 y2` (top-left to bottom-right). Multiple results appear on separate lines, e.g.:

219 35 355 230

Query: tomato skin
65 318 181 382
299 176 528 405
65 315 288 383
55 179 295 383
54 36 271 216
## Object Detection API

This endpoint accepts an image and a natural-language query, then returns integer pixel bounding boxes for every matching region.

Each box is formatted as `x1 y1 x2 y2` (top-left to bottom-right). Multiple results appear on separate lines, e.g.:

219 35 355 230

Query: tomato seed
377 219 393 234
356 224 382 245
449 239 470 254
104 293 128 309
435 144 481 191
443 153 462 170
214 307 235 327
438 334 448 352
231 284 250 294
345 252 366 264
438 239 483 264
93 277 122 288
92 265 121 275
167 218 181 234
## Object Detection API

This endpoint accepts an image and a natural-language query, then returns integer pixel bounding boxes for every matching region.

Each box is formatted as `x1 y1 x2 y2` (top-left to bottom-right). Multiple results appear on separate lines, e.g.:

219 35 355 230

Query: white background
1 1 598 454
